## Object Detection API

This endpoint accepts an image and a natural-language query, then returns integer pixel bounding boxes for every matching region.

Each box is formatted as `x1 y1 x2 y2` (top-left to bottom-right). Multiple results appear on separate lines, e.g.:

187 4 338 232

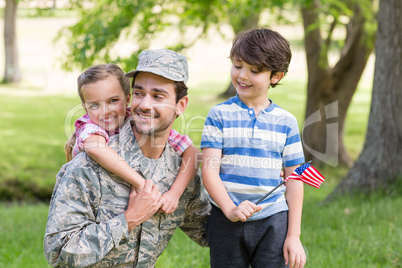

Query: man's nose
138 95 152 111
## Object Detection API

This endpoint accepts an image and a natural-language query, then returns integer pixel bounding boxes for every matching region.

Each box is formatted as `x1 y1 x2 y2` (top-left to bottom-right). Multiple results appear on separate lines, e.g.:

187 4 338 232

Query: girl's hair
64 132 76 162
65 64 130 162
229 28 292 88
78 63 131 103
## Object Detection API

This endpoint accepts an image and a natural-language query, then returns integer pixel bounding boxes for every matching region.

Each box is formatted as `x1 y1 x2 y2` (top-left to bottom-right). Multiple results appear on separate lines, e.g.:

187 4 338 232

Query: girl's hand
160 190 180 214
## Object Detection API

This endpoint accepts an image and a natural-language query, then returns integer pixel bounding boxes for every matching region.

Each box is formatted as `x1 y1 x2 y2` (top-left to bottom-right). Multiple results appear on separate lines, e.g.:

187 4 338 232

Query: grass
0 94 81 201
1 179 400 267
2 77 401 267
0 203 51 268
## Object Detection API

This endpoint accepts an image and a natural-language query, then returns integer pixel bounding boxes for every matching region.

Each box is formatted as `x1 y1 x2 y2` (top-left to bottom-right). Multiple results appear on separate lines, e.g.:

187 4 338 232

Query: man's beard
132 110 175 137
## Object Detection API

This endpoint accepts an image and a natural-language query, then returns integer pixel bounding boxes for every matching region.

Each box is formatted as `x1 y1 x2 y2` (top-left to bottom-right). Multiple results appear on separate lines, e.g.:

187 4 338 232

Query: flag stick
255 161 312 205
255 181 286 205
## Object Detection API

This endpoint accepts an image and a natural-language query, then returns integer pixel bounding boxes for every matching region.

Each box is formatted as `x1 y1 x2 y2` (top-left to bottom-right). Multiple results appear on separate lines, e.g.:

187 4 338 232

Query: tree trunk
329 0 402 196
3 0 21 84
301 2 373 167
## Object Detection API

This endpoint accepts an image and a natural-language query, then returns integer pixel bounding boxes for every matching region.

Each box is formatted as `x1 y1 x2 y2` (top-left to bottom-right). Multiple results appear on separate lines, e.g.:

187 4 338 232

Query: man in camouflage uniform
44 49 211 267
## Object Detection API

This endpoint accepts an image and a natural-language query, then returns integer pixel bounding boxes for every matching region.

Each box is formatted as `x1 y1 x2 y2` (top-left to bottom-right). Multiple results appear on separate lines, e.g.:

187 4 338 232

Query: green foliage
17 8 76 18
300 0 377 69
57 0 378 73
56 0 295 72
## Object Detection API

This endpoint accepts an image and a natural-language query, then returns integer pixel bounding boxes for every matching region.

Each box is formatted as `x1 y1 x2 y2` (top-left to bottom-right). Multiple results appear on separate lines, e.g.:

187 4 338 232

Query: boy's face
131 72 187 137
81 76 131 132
231 59 283 104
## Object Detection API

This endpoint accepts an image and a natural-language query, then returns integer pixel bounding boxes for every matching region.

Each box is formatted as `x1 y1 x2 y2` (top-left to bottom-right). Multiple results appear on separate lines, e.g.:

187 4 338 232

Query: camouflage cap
125 49 189 84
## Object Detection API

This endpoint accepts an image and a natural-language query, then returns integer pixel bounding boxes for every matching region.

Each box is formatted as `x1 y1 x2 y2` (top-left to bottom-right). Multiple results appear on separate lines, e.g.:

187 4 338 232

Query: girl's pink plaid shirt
72 108 192 159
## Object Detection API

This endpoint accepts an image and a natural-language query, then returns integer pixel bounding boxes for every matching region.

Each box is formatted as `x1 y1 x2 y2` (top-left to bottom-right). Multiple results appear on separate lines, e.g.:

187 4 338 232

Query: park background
0 1 401 267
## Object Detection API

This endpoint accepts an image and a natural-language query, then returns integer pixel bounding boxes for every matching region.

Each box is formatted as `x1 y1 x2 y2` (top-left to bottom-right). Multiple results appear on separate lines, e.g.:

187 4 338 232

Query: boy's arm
161 145 201 214
283 165 306 268
202 148 260 222
84 135 145 192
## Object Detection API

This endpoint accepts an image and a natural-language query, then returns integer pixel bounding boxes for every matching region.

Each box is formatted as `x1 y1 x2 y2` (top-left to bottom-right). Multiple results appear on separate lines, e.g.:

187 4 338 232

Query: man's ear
271 72 285 85
176 96 188 116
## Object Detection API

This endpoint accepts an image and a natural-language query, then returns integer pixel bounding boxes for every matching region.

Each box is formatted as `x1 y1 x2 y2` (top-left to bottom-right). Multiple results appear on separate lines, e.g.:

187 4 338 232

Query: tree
300 0 376 167
3 0 21 83
329 0 402 196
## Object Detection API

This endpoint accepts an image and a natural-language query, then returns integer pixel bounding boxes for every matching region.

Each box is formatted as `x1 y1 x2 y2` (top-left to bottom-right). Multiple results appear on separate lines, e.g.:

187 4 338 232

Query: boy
201 28 306 268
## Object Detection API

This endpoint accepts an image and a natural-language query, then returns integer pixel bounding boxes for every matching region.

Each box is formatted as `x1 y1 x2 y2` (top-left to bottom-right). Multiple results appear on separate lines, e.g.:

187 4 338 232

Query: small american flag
255 161 325 204
286 162 325 188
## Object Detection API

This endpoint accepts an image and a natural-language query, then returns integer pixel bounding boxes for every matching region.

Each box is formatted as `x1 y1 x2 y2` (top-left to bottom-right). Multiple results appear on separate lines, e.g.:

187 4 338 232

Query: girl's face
81 76 131 132
231 58 282 105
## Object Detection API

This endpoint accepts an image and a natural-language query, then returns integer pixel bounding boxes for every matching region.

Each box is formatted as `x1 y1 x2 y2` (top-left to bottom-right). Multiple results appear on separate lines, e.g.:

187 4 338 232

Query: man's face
131 72 186 137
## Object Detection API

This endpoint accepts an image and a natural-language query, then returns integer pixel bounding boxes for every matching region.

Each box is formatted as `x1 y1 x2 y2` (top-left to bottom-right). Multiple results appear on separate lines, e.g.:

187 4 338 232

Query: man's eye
234 65 241 69
110 99 119 103
133 91 144 97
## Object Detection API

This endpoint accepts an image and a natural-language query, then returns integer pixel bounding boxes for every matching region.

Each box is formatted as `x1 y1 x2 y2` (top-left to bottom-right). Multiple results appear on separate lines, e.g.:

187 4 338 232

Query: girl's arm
283 165 306 268
201 147 261 222
84 135 145 192
161 145 201 214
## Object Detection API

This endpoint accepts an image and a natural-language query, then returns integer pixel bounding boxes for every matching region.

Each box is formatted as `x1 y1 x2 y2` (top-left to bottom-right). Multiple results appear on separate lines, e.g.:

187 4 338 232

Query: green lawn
1 78 400 267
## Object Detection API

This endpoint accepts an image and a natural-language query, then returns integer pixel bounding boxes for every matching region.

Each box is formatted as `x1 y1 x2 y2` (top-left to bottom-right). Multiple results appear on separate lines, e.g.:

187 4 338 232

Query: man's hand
124 180 163 231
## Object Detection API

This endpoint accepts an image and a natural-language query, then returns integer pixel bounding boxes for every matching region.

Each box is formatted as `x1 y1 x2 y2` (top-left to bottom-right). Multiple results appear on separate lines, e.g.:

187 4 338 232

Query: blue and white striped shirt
201 95 305 221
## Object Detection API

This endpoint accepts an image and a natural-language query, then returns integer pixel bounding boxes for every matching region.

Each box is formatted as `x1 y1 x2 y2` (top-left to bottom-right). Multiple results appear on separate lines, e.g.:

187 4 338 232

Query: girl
65 63 199 214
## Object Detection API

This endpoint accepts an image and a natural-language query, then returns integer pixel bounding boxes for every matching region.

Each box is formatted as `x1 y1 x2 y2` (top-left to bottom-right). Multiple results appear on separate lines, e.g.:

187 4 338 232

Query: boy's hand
224 201 262 222
160 190 180 214
283 235 306 268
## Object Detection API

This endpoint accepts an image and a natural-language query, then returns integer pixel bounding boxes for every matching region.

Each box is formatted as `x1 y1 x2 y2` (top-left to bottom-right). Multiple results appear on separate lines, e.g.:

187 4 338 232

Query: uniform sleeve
44 160 129 267
167 129 193 155
282 116 305 167
200 107 224 149
73 115 110 158
179 173 211 247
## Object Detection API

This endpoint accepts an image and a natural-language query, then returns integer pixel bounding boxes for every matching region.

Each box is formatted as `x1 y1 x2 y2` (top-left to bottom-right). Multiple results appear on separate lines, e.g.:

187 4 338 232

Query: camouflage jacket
44 120 211 267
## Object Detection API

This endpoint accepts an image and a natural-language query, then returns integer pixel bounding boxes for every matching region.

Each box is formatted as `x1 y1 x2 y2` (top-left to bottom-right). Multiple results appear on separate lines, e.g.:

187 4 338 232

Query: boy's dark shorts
206 205 288 268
